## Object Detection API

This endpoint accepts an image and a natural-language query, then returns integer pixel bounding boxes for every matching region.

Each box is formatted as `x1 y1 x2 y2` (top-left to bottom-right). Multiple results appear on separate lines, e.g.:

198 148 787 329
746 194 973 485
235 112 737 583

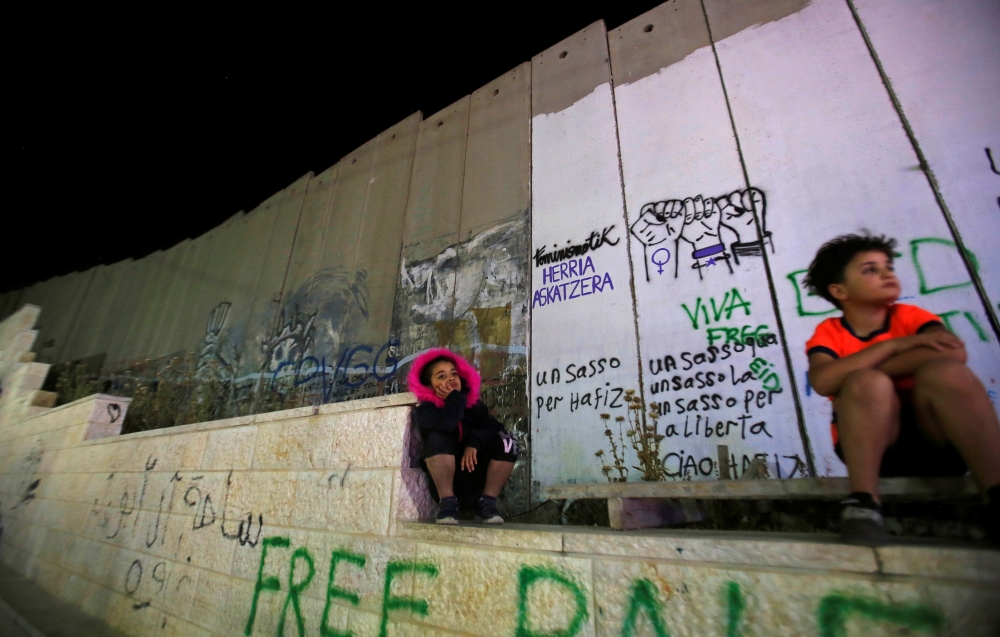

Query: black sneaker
840 492 888 546
436 496 459 525
476 495 503 525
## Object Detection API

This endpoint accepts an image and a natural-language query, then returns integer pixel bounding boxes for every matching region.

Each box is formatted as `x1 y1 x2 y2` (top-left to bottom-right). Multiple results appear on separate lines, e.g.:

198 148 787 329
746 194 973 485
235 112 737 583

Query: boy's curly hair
804 233 897 309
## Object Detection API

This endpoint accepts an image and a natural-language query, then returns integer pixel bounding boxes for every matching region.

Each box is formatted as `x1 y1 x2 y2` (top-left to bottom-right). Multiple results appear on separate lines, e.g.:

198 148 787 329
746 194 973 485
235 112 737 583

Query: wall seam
275 178 311 303
525 64 534 512
605 26 650 433
449 102 473 353
699 0 816 476
845 0 1000 343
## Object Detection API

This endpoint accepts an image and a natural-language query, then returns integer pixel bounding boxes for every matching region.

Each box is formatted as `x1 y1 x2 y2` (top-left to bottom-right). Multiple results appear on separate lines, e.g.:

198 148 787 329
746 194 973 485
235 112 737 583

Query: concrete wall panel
116 250 168 364
460 64 531 241
193 208 265 383
131 241 188 361
175 211 255 367
241 172 312 379
390 98 470 384
106 251 167 367
60 261 128 364
280 164 340 313
349 115 420 367
530 22 641 489
703 0 1000 475
92 259 146 367
298 139 379 401
852 0 1000 324
143 238 195 360
610 0 809 480
451 65 531 389
56 264 110 363
44 268 98 365
159 232 212 359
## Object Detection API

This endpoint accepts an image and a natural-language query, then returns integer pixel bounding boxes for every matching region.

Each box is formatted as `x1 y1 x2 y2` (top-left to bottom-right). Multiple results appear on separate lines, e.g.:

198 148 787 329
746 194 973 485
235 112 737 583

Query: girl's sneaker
436 496 459 525
476 495 504 525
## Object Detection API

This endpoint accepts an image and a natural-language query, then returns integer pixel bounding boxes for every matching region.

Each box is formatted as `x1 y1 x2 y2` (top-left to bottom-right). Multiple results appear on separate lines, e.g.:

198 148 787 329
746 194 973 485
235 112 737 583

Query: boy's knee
915 359 976 393
840 369 894 401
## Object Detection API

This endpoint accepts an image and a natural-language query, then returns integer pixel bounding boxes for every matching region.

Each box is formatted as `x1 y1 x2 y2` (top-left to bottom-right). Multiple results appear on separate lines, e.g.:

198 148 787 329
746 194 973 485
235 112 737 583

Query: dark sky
8 3 665 293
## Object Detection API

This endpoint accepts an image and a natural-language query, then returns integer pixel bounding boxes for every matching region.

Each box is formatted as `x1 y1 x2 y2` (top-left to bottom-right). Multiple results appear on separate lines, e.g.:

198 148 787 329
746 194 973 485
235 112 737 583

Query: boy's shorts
421 429 519 509
833 390 967 477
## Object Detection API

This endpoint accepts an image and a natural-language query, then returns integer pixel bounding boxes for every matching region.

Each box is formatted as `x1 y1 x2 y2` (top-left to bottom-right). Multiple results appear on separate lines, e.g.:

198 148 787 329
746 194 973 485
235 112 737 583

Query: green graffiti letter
725 288 751 320
516 565 589 637
910 238 978 295
817 592 944 637
724 581 744 637
786 270 836 317
620 578 669 637
682 298 705 330
244 536 290 636
277 547 315 637
321 548 366 637
380 560 438 637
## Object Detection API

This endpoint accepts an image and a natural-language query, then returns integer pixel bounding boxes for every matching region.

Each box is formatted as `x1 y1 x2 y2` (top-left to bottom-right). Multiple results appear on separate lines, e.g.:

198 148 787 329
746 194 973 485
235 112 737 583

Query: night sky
8 3 665 294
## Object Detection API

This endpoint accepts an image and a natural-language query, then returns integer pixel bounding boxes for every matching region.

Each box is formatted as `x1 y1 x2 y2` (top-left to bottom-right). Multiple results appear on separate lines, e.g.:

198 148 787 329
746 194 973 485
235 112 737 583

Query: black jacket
414 390 504 452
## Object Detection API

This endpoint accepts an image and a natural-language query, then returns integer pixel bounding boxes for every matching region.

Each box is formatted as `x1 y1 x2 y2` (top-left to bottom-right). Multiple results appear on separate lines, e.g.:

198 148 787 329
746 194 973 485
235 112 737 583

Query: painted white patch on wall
531 83 642 489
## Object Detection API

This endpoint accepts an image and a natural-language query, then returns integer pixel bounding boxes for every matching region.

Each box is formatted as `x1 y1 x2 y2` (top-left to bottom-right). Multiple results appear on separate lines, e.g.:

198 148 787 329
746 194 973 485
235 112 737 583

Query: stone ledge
398 522 999 582
78 392 419 445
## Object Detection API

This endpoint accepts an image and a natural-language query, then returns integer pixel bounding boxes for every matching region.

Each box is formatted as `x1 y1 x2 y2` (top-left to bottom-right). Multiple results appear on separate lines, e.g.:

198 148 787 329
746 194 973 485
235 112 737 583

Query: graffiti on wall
238 536 947 637
531 225 620 310
631 188 772 281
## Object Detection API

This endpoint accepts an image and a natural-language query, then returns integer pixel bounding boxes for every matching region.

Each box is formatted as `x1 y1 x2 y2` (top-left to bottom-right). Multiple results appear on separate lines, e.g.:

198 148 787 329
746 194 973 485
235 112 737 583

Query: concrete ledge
77 391 419 445
545 475 980 500
399 521 1000 582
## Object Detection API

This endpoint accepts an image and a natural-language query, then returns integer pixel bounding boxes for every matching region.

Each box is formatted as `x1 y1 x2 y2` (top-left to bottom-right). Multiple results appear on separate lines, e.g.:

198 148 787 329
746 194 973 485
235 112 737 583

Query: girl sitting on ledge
409 348 518 525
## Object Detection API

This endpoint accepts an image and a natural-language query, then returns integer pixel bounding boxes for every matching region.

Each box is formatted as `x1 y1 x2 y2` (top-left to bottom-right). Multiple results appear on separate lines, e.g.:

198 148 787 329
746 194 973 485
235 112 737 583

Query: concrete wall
3 0 998 491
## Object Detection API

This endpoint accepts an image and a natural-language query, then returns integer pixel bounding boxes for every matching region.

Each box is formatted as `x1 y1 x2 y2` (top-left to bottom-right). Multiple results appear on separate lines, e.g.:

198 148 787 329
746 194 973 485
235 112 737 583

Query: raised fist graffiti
678 195 726 264
630 187 772 280
631 200 685 247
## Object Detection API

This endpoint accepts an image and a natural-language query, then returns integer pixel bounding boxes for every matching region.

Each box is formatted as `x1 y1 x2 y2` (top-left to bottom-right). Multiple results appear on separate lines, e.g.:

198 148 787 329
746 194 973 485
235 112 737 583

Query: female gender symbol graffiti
651 248 671 275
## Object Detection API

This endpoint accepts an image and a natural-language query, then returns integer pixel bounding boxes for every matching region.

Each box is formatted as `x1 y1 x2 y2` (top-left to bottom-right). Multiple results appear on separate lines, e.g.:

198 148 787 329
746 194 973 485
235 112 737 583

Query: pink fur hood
407 348 481 408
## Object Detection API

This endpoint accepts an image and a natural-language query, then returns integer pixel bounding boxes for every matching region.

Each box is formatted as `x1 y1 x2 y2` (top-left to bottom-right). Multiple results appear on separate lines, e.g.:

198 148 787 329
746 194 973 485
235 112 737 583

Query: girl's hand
461 447 477 472
434 377 462 400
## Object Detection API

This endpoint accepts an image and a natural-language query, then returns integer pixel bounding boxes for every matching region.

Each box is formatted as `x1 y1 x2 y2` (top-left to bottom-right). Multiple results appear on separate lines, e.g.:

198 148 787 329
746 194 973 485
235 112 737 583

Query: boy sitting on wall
804 234 1000 545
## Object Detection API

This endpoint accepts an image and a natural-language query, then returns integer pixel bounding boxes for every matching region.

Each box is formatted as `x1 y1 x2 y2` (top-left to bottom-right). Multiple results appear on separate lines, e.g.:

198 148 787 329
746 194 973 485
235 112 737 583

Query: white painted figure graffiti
631 187 772 280
195 302 233 378
260 305 317 375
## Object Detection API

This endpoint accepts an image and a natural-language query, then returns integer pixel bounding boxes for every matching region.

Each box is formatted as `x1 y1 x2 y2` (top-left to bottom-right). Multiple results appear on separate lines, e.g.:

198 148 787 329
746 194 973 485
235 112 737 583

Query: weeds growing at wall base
596 389 666 482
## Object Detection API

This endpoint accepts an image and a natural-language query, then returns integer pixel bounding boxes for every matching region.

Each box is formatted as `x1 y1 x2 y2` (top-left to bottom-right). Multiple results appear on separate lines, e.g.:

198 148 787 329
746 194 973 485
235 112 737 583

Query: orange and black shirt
805 303 943 443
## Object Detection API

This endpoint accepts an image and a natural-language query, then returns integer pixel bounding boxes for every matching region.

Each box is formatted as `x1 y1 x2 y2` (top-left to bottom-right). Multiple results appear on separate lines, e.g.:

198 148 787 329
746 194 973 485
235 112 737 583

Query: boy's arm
876 325 966 377
808 329 963 397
